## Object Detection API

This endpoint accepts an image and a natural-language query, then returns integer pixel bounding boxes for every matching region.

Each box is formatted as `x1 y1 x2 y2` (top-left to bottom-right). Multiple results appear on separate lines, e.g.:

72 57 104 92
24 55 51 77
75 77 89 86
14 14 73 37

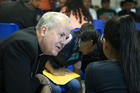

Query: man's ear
40 25 47 36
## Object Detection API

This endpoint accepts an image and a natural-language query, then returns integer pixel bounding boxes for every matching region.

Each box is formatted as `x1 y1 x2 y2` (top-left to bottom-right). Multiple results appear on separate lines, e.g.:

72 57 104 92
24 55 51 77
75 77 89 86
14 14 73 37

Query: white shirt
89 8 97 20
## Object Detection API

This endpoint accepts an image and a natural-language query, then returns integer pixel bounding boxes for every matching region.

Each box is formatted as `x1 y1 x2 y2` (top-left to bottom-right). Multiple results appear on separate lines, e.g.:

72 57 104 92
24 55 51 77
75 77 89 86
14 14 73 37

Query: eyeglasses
100 34 104 41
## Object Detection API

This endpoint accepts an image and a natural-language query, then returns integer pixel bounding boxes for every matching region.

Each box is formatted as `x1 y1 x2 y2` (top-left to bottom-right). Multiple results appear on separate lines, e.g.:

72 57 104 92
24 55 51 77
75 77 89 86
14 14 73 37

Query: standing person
97 0 116 20
0 0 37 29
85 15 140 93
0 12 71 93
60 0 92 29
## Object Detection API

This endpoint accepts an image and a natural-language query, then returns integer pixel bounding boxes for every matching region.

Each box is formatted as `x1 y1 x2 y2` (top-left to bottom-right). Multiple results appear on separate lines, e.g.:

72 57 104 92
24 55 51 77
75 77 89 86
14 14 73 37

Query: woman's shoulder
86 60 120 72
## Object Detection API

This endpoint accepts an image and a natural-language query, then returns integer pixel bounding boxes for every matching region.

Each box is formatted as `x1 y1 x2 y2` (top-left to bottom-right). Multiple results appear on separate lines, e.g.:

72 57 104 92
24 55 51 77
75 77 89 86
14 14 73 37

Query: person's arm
3 41 40 93
73 61 82 93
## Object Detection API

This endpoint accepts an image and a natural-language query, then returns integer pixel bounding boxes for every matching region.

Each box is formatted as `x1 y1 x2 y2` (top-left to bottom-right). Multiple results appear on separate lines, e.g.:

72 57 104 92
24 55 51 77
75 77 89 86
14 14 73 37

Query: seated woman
85 15 140 93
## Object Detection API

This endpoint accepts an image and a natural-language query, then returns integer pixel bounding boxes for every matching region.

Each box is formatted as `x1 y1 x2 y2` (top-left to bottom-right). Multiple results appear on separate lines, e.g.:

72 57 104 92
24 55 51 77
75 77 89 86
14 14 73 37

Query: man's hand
35 74 52 92
35 74 50 85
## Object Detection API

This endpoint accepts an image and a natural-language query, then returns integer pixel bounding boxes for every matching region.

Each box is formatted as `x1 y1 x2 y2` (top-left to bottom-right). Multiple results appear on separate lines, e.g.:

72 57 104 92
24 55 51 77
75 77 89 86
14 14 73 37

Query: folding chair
136 22 140 30
0 23 20 40
92 20 106 35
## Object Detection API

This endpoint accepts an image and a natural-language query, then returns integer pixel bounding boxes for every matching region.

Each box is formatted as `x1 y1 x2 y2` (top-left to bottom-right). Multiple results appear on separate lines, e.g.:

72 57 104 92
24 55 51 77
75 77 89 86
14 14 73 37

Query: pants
50 78 81 93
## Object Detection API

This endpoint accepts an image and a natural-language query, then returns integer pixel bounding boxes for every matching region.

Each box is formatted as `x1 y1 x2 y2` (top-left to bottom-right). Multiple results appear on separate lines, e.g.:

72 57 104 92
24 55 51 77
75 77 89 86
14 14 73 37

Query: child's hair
103 15 140 93
74 23 100 45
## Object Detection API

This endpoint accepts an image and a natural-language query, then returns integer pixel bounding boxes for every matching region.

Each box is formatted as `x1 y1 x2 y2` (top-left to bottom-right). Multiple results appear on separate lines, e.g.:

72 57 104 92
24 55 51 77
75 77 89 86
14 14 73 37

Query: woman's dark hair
103 15 140 93
63 0 92 23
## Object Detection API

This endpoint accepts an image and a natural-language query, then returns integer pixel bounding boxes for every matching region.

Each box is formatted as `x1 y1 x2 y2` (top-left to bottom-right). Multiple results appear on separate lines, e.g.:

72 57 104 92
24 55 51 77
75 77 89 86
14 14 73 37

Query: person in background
29 0 44 22
116 1 124 13
0 0 37 29
0 12 71 93
82 0 97 20
60 0 92 29
85 15 140 93
118 0 136 20
0 0 4 2
93 5 100 11
97 0 116 20
30 0 40 10
38 0 51 13
136 6 140 22
55 0 67 12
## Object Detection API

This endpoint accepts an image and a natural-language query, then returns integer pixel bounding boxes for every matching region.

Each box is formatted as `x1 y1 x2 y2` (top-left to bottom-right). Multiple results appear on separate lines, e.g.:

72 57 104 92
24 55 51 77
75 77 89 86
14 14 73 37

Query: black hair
79 23 107 73
74 23 100 45
103 15 140 93
120 0 134 7
63 0 92 24
101 0 110 3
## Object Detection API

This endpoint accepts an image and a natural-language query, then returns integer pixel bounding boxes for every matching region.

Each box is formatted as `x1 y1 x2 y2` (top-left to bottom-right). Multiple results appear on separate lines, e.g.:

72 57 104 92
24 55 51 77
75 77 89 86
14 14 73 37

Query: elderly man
0 12 71 93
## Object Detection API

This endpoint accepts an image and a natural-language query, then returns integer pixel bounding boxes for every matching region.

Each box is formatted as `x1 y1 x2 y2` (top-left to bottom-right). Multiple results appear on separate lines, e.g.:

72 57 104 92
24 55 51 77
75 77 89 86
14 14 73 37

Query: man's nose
60 41 65 48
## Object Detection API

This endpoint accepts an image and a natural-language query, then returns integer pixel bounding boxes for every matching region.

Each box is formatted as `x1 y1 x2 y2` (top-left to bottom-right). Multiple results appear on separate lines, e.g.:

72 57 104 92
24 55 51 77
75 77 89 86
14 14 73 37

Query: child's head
121 1 134 11
101 0 110 9
75 23 100 55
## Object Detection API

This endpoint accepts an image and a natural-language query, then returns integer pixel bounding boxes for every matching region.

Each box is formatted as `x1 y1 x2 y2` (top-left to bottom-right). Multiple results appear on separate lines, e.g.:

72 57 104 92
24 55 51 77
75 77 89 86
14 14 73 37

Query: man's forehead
59 25 70 33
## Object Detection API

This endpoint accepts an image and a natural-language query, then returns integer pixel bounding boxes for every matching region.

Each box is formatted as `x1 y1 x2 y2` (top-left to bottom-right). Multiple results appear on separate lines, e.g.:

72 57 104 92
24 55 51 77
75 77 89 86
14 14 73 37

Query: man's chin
43 51 58 56
52 52 59 56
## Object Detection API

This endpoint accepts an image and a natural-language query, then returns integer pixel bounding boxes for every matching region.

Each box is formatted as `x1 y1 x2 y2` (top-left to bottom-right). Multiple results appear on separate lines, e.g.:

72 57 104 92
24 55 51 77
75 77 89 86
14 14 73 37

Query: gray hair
36 12 70 31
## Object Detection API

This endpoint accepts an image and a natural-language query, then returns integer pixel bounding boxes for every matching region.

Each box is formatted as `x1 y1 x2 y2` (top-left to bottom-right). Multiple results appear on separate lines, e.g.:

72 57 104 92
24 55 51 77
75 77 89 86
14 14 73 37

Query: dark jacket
118 10 136 20
0 2 37 29
0 27 44 93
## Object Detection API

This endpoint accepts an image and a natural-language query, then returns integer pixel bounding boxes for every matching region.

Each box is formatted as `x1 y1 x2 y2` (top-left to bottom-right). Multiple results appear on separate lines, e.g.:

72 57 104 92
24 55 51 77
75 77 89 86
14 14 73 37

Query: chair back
136 22 140 30
71 28 80 32
0 23 20 40
92 20 106 35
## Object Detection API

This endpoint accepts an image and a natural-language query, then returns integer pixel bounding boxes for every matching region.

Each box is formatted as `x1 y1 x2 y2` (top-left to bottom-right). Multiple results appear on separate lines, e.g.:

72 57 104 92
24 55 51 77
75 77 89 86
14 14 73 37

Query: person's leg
64 79 81 93
50 81 62 93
